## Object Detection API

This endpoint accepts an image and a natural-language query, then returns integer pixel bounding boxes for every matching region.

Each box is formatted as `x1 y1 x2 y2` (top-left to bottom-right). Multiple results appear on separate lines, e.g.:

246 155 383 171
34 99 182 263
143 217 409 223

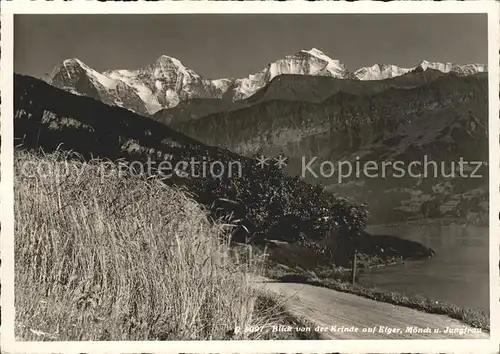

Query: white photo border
1 1 499 353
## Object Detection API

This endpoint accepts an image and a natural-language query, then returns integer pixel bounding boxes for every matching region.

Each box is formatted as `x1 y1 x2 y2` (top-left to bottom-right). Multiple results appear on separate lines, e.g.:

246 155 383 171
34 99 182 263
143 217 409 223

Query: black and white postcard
1 1 499 353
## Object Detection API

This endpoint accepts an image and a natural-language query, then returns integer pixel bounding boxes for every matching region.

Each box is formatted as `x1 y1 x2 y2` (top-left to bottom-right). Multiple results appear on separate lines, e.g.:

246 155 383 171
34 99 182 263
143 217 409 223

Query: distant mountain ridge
46 48 487 116
152 69 458 125
168 72 489 224
354 60 487 80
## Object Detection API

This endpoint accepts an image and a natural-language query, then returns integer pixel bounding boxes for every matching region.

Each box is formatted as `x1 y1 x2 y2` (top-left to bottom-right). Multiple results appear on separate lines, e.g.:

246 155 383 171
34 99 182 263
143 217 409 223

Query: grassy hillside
14 150 320 341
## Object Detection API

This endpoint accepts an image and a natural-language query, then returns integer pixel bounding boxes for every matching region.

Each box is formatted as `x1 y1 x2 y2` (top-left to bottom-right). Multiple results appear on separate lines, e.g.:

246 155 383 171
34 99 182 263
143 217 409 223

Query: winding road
254 278 488 339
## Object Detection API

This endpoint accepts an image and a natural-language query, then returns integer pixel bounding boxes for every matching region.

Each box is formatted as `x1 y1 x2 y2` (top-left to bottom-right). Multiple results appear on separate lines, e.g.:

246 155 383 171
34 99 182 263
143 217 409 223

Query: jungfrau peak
296 48 351 78
231 48 353 100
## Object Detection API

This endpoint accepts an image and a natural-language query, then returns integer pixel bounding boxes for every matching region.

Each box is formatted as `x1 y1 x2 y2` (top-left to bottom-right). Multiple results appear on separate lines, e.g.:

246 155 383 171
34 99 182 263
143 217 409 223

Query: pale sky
14 14 488 80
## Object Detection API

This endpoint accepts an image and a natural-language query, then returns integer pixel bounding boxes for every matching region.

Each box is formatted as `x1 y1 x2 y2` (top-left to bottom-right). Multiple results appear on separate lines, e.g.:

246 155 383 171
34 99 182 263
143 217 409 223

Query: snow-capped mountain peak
63 58 84 67
49 57 120 91
355 60 487 81
231 48 353 100
154 55 189 71
147 54 201 81
418 60 454 73
300 47 335 63
414 60 487 76
298 47 349 78
301 47 326 56
354 63 412 81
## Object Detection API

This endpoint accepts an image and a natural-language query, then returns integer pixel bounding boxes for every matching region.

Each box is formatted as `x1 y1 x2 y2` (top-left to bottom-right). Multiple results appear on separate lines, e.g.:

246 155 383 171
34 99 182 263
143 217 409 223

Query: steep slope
170 73 489 223
24 74 442 272
170 73 487 158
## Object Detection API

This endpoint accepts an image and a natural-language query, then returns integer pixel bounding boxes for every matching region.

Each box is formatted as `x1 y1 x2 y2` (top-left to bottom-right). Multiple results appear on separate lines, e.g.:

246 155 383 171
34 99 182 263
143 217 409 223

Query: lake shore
361 224 489 314
264 222 489 331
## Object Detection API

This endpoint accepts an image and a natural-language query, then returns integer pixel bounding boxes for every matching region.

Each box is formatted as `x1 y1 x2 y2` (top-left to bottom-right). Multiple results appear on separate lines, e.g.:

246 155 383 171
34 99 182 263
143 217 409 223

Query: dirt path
254 278 488 339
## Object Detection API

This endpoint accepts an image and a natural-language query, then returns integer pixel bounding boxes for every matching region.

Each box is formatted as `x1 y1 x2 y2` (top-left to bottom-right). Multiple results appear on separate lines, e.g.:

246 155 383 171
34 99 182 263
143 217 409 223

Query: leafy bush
192 153 369 245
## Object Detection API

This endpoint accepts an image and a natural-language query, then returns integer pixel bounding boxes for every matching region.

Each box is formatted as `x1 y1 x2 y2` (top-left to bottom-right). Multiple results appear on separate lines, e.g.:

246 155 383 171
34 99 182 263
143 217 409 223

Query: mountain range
46 48 487 117
38 48 490 224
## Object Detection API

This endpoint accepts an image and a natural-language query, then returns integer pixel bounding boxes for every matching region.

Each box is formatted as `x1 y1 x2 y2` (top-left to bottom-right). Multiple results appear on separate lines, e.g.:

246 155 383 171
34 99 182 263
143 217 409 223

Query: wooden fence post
351 248 357 285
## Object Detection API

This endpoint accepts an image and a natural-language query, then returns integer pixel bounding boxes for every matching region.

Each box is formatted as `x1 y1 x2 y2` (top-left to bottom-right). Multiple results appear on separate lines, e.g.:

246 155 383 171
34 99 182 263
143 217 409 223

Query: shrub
196 154 369 245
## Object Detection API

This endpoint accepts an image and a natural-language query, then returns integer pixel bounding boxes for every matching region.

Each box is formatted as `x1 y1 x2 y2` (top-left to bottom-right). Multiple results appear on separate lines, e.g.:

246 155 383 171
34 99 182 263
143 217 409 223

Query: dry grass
14 150 301 341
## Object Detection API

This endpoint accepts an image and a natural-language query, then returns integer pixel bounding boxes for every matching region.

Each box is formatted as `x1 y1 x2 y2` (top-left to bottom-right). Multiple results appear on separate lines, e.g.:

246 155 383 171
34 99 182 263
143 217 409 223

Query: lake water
361 224 489 312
